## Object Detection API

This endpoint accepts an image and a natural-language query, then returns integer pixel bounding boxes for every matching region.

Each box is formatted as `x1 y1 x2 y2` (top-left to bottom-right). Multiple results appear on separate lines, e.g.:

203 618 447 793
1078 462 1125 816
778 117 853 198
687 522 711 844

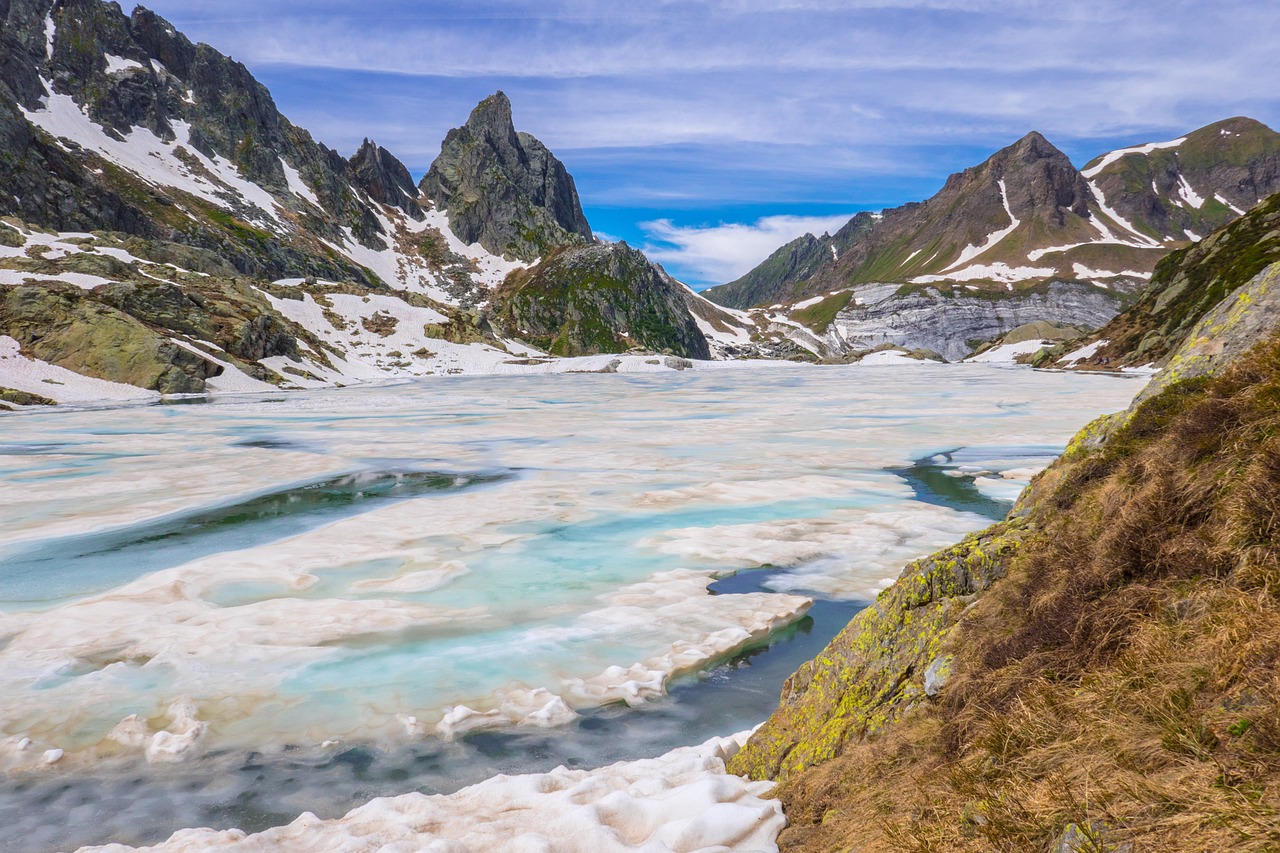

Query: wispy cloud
640 214 857 286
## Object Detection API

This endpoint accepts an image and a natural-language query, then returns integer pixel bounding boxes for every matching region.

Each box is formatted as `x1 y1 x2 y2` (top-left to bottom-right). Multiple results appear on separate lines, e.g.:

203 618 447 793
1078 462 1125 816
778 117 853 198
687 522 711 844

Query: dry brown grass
773 332 1280 852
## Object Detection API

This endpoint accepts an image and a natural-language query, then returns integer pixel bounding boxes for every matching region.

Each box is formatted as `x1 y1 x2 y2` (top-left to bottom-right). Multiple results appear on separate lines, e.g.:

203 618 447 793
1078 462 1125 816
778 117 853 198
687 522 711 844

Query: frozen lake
0 363 1144 851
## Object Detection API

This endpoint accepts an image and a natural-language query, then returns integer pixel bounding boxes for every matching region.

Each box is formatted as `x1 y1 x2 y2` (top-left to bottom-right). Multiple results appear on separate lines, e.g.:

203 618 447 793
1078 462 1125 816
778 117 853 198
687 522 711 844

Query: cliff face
733 207 1280 852
824 281 1122 362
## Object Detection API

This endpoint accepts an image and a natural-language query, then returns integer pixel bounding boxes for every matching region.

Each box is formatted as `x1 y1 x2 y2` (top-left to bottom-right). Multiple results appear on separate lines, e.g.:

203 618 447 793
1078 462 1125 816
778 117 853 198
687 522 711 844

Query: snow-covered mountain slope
0 0 723 404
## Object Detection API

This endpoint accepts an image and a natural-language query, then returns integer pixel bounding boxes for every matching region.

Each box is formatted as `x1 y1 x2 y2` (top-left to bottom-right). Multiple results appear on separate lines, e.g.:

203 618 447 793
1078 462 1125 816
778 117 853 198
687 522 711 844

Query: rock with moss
0 284 214 392
728 521 1027 783
1080 189 1280 369
0 386 56 406
492 242 710 359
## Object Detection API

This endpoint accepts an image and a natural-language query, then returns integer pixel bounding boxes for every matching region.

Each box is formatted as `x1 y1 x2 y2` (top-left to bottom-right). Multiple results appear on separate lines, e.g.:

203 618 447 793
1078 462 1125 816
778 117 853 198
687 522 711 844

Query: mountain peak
469 91 513 125
419 93 592 261
349 139 419 215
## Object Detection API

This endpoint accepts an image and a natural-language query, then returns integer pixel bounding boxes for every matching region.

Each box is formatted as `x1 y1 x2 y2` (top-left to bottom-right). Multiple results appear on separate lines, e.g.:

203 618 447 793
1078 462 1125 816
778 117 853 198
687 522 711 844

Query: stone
923 653 953 697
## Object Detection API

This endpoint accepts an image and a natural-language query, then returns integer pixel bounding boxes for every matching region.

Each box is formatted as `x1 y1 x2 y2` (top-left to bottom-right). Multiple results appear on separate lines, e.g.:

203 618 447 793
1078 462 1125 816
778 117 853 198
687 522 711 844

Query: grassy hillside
733 329 1280 851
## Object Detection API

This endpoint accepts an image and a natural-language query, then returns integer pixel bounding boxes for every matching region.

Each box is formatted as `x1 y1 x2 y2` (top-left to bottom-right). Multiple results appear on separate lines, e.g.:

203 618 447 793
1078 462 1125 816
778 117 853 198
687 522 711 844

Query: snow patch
1071 263 1151 281
1176 174 1205 209
913 261 1055 285
790 294 827 310
1215 193 1246 215
943 178 1019 271
964 340 1053 364
1058 339 1107 365
280 158 320 207
0 269 113 289
1082 136 1186 179
103 54 145 74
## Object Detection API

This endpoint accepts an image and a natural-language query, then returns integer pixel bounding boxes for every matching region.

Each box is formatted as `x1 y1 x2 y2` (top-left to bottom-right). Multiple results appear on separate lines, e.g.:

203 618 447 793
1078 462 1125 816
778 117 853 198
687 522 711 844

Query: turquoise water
0 364 1146 851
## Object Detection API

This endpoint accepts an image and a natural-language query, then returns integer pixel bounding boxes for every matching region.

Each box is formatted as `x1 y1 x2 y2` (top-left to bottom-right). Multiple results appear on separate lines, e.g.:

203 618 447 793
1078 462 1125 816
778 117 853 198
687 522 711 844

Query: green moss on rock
728 521 1028 783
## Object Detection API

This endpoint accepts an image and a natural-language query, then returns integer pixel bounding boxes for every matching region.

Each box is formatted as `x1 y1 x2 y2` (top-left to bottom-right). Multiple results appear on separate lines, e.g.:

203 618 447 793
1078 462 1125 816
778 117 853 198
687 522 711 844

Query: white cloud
640 214 857 286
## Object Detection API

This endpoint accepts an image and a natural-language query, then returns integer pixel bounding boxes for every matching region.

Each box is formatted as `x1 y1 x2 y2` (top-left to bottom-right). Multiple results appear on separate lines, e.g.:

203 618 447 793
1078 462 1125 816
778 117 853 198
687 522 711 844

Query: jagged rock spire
419 91 592 261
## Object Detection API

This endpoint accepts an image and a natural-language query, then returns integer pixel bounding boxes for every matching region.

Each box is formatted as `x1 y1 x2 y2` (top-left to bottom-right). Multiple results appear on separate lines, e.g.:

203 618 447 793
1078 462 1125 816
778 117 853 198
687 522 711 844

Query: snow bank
73 731 784 853
963 339 1052 364
0 336 159 404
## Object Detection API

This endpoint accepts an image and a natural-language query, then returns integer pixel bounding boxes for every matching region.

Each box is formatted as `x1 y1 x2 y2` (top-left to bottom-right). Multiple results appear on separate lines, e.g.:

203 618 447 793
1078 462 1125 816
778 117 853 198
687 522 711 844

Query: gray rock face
830 281 1123 361
349 139 420 216
492 242 710 359
419 92 592 262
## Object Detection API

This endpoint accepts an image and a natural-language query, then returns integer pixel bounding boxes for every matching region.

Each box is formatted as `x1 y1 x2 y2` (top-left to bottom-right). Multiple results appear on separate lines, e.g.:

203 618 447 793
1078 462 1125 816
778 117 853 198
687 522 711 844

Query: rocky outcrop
1081 189 1280 369
492 242 710 359
730 522 1027 783
349 139 421 216
419 92 592 262
0 0 391 281
0 283 216 392
826 280 1122 361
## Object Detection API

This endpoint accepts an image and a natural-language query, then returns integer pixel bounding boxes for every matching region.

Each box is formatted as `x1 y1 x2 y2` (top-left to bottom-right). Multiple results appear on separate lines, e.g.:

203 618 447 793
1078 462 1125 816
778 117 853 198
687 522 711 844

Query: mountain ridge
0 0 729 402
705 119 1280 311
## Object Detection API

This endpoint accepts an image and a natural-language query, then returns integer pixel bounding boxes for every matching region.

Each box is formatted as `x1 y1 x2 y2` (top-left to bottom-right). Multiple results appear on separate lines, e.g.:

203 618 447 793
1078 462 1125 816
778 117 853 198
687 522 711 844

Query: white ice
72 731 785 853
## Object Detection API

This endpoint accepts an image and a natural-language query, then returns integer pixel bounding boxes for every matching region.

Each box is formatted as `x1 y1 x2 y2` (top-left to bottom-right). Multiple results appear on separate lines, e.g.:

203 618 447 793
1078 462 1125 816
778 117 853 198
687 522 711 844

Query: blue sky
142 1 1279 288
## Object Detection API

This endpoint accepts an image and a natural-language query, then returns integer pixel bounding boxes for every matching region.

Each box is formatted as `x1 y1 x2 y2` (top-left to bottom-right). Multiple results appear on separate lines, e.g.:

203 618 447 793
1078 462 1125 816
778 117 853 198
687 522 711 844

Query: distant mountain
706 121 1280 311
1084 117 1280 244
0 0 726 403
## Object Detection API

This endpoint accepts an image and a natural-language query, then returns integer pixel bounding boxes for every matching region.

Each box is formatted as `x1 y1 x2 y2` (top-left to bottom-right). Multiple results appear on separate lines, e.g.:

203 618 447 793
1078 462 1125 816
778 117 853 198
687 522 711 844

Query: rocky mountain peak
466 90 516 137
419 91 592 262
994 130 1092 219
350 138 420 216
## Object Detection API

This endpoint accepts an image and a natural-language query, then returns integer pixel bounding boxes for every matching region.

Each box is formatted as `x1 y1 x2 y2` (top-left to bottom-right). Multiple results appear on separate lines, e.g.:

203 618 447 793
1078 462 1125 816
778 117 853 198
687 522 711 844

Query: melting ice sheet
0 364 1145 850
